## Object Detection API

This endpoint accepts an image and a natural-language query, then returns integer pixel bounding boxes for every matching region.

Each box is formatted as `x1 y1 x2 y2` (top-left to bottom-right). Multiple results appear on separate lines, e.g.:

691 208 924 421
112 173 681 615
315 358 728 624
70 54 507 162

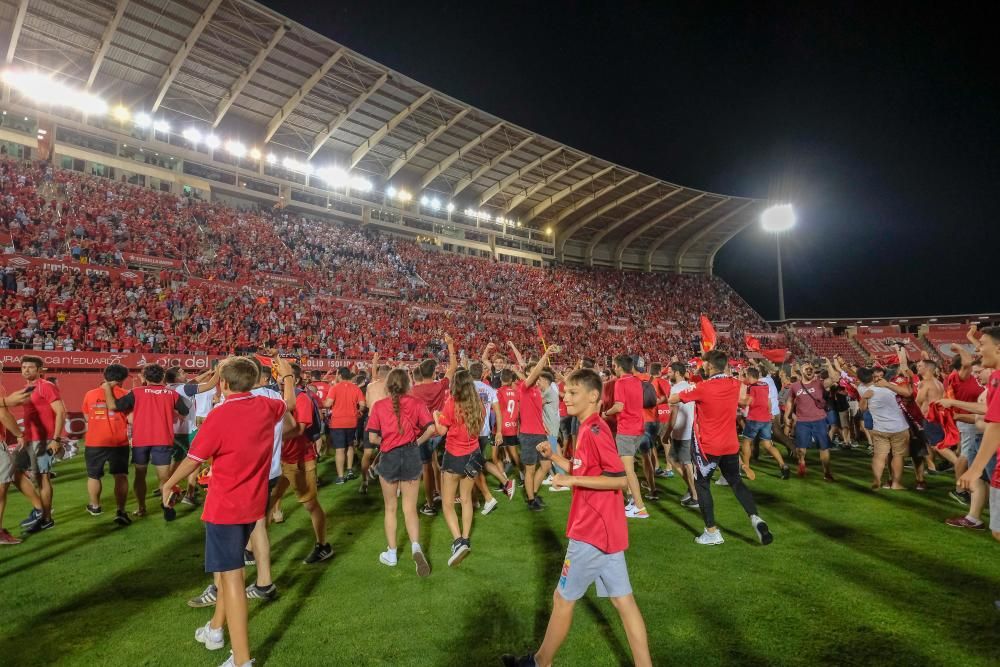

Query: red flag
744 335 761 351
536 322 548 353
926 402 960 448
761 348 788 364
700 315 717 353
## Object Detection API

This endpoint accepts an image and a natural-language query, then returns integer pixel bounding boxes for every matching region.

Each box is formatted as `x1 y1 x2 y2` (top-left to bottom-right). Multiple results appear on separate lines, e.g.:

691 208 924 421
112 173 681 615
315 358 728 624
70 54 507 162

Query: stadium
0 2 998 666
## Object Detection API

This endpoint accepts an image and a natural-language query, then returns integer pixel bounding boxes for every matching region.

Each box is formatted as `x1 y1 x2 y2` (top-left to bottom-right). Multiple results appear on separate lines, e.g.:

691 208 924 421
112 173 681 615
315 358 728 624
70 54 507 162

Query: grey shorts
615 434 643 457
958 422 981 461
379 444 422 483
557 539 632 601
991 487 1000 534
15 441 53 475
670 438 692 464
518 433 546 466
0 446 15 484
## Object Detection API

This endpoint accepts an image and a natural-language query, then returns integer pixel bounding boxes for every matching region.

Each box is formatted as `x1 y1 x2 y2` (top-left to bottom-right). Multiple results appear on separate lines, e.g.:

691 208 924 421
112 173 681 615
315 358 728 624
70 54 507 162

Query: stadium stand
793 328 867 366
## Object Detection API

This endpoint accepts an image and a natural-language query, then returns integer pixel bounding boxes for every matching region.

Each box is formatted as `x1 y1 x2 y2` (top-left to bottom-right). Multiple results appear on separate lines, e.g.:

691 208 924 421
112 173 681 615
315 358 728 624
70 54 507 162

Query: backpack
296 387 327 442
641 380 658 410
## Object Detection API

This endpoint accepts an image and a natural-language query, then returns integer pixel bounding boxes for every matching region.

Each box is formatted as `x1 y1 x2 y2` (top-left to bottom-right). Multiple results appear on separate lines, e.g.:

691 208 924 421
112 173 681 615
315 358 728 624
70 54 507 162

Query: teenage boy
602 355 648 519
502 368 651 667
103 363 189 521
324 367 367 484
508 341 561 511
82 364 132 524
669 350 773 547
162 356 295 667
740 367 790 480
411 333 458 515
667 362 698 508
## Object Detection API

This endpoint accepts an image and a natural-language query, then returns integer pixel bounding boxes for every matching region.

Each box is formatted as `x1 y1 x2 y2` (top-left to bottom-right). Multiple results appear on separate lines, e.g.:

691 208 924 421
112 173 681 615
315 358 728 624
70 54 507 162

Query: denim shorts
794 419 831 450
743 419 773 441
15 441 54 474
961 428 996 482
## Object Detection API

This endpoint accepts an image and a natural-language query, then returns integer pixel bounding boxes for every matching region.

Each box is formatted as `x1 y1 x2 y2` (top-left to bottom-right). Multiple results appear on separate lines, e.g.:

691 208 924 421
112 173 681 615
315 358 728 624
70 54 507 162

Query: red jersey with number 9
497 385 519 437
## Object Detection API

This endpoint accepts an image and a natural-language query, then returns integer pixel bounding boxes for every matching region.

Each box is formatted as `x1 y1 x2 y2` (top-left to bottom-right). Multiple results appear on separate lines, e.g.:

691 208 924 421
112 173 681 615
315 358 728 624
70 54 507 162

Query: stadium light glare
420 196 429 206
1 71 108 115
516 221 522 228
446 203 455 212
283 157 298 170
152 119 170 133
318 166 348 187
350 176 372 192
760 204 796 232
249 148 261 160
545 226 552 235
111 105 130 122
205 134 221 149
430 198 440 211
181 128 202 145
134 112 152 128
266 153 277 164
386 186 397 198
225 140 246 158
398 190 412 203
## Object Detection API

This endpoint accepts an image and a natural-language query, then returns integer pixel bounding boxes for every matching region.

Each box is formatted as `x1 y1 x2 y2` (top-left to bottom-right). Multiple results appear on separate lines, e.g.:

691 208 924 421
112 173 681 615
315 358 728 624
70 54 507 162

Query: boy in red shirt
323 367 367 484
82 363 132 524
670 350 773 547
502 368 651 667
495 369 522 469
740 366 790 480
602 355 648 519
162 356 295 667
508 341 561 511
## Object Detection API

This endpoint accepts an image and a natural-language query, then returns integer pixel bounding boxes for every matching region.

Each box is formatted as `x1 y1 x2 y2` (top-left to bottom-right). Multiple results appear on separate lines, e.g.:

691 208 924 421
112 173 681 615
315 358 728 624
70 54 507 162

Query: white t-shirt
252 386 286 480
859 383 909 433
669 380 695 440
762 375 780 417
195 387 217 419
474 380 498 438
172 384 198 434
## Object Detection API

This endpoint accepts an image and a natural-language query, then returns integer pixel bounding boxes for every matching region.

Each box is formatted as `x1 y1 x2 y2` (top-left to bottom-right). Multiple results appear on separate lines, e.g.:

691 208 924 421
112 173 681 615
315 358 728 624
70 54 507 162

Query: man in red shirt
508 341 560 511
104 363 190 521
162 356 295 667
649 362 673 479
82 363 132 525
11 355 66 532
670 350 772 547
502 368 651 667
602 355 648 520
323 367 367 484
410 333 457 515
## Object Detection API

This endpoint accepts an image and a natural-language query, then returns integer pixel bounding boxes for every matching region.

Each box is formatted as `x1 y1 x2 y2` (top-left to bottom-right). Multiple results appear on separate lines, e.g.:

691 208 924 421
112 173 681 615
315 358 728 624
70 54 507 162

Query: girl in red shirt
434 369 486 567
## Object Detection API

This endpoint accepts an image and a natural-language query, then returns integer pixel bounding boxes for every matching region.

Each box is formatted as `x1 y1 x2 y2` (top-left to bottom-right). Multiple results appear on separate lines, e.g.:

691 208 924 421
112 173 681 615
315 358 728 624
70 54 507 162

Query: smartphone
24 385 36 393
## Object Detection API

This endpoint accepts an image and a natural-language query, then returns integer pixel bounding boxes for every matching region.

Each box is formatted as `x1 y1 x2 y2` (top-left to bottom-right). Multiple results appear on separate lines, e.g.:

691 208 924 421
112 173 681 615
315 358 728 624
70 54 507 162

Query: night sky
262 1 999 320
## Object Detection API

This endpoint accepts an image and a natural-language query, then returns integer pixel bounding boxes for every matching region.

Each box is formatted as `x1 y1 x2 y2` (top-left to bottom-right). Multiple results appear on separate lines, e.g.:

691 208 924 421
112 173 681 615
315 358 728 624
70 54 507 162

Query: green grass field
2 449 998 667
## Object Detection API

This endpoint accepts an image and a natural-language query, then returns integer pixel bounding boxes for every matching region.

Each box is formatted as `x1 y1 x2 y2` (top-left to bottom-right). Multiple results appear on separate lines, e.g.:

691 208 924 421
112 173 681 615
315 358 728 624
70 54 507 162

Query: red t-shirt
516 381 546 436
613 374 644 436
984 370 1000 489
366 395 432 453
654 377 671 423
746 382 771 422
281 392 316 464
566 413 628 553
557 382 568 418
21 378 61 441
82 386 128 447
410 378 450 413
438 396 484 456
497 385 519 437
601 379 618 431
327 381 364 429
188 392 286 524
788 379 827 422
946 371 984 415
892 374 923 424
680 375 741 456
311 381 332 404
118 385 184 447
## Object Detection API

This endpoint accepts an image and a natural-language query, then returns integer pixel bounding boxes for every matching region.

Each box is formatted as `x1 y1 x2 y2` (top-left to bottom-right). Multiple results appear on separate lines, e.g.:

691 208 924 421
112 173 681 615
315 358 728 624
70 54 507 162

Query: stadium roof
0 0 765 272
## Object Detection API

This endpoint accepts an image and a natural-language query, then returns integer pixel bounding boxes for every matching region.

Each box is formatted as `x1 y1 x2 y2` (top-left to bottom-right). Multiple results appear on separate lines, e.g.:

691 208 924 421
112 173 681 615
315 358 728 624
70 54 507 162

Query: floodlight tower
760 204 796 321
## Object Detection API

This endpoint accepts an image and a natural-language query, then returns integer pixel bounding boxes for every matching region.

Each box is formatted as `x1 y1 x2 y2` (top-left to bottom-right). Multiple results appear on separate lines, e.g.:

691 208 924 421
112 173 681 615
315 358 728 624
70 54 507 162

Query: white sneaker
481 497 498 516
541 475 554 486
549 484 570 492
625 500 635 513
379 548 398 567
680 493 692 504
626 506 650 519
715 477 729 486
195 621 224 650
218 652 254 667
695 529 725 546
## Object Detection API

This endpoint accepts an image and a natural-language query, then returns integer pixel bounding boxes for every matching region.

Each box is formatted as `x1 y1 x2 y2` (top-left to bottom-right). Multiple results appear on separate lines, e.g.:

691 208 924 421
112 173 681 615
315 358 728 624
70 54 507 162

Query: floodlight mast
761 204 796 321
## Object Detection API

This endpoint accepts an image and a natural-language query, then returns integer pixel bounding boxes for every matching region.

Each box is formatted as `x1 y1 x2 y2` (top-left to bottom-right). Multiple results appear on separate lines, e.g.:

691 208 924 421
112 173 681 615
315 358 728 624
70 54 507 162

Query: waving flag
536 321 548 354
761 348 789 364
745 334 761 351
700 315 717 353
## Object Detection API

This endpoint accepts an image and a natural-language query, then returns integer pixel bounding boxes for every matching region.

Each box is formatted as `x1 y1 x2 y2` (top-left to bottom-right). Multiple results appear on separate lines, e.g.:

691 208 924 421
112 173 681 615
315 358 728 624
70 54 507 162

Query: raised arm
525 344 561 388
444 332 458 381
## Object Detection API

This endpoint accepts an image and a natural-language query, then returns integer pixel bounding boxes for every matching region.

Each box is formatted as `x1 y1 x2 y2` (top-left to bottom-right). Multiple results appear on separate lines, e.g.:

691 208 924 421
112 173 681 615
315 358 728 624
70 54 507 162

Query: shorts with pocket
15 440 54 474
132 445 173 466
518 433 546 466
442 449 484 478
742 419 773 441
330 428 356 450
85 446 130 479
379 444 422 483
670 438 692 464
870 430 910 457
204 521 255 573
281 459 318 503
556 539 632 601
615 434 644 457
794 419 831 450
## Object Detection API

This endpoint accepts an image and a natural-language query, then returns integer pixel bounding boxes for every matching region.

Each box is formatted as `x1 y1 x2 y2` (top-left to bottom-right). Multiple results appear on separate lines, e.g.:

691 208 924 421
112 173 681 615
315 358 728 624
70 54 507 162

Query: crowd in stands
1 158 772 361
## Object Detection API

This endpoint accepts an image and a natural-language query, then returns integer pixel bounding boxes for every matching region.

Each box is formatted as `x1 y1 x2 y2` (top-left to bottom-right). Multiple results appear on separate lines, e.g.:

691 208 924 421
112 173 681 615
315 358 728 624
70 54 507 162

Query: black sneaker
334 476 346 485
303 542 334 564
86 504 103 516
346 469 358 480
244 549 256 566
528 498 544 512
681 497 700 509
359 483 368 495
949 490 971 506
780 465 790 480
187 584 218 608
246 583 277 601
20 508 42 529
419 504 437 516
26 517 54 534
447 538 470 567
501 654 538 667
162 504 177 522
752 517 773 546
114 510 132 526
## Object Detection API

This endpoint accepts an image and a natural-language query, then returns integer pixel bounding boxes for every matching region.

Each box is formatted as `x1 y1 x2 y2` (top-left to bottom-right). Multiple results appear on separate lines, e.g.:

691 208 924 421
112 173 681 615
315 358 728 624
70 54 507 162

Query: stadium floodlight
760 203 796 320
446 202 455 212
112 105 130 122
181 128 202 145
249 148 261 160
516 221 522 228
350 176 372 192
283 157 298 170
760 203 795 232
398 190 412 203
420 195 429 206
301 162 314 175
205 134 221 149
133 112 152 128
430 198 440 211
152 119 170 133
225 140 246 158
1 71 108 115
318 166 348 187
386 186 397 199
266 153 277 164
545 226 552 235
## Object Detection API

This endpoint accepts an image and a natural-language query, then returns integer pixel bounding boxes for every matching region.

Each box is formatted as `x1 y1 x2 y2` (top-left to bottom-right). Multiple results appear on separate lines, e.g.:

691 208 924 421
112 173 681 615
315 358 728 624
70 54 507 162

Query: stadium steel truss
0 0 764 273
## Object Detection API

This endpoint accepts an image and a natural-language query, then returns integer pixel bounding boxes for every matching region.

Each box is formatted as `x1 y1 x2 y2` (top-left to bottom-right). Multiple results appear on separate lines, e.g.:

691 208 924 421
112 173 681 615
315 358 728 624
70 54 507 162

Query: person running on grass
669 350 773 547
81 364 132 524
0 386 31 545
784 361 836 481
602 355 649 519
434 368 488 566
740 366 790 480
367 368 435 576
502 368 652 667
161 356 295 667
